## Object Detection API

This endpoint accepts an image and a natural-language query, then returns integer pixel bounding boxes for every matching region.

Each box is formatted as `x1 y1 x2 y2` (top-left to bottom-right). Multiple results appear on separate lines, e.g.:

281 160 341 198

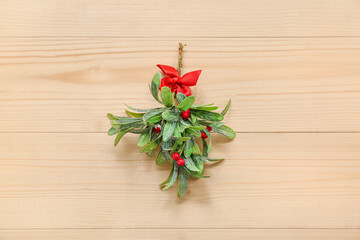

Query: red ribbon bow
157 64 201 97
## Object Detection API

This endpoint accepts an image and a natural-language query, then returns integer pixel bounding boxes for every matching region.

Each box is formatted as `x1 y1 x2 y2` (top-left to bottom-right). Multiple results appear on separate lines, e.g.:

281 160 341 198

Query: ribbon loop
177 70 201 86
157 65 179 78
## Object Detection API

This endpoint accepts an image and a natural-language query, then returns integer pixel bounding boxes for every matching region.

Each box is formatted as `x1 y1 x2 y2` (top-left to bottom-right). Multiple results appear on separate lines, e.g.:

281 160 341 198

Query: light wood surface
1 229 360 240
1 0 360 37
1 38 360 133
1 133 360 228
0 0 359 239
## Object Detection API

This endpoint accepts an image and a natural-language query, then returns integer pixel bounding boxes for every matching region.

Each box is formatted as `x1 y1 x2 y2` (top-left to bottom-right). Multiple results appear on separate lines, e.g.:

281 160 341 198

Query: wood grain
1 133 360 228
1 38 360 133
0 0 360 37
1 0 360 238
1 229 360 240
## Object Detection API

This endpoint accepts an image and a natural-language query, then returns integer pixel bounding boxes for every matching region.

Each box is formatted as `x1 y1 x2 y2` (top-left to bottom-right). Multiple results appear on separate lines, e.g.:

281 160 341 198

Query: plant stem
178 43 186 76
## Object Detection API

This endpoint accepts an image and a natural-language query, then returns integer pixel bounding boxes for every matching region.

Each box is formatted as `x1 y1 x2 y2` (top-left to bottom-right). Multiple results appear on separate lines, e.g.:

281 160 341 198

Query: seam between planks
1 36 360 39
0 227 359 230
1 132 360 134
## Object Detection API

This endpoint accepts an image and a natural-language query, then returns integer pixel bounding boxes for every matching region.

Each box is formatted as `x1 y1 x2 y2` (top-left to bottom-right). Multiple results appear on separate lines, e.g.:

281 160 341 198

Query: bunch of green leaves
107 72 236 198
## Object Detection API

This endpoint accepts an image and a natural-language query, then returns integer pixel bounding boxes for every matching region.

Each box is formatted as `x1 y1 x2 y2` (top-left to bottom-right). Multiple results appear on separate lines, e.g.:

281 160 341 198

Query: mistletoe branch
107 44 236 198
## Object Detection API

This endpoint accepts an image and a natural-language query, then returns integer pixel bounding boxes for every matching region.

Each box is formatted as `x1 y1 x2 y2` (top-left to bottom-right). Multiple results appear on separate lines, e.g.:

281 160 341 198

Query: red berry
201 131 208 139
153 126 161 133
177 158 185 166
181 109 191 120
172 152 180 160
206 125 212 132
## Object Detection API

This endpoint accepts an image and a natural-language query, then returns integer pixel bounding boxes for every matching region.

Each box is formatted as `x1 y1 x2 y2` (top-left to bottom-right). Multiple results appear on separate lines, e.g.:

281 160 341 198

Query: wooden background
1 0 360 239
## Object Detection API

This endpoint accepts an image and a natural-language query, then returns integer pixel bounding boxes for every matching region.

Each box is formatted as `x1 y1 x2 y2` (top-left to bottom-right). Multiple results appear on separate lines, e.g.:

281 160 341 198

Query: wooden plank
1 38 360 132
1 133 360 162
1 229 360 240
1 0 360 37
1 133 360 228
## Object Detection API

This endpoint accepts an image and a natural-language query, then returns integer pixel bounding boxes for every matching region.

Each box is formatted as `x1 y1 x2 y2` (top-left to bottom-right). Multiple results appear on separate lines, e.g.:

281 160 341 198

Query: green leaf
177 167 189 198
192 142 200 155
162 140 174 151
172 136 191 142
221 98 231 116
177 142 186 155
173 122 181 138
140 140 159 153
203 129 212 154
202 156 225 162
170 141 179 154
125 104 158 113
108 121 128 129
159 164 175 186
130 128 149 134
212 125 236 139
107 113 118 120
176 92 187 103
193 155 204 173
202 138 208 157
148 115 162 124
191 109 224 122
180 118 192 127
109 113 144 123
162 110 180 122
162 163 178 190
160 87 173 107
108 127 119 136
185 128 201 138
177 96 195 111
185 157 200 172
125 109 144 118
137 132 150 147
199 121 224 128
143 109 165 124
184 138 194 158
190 104 218 111
184 168 203 179
110 117 142 124
189 125 206 131
150 72 162 103
193 106 218 111
108 114 144 129
184 156 204 179
114 128 132 146
152 72 161 87
156 151 167 166
163 121 176 142
179 124 187 133
190 113 197 124
153 127 164 141
110 120 144 130
161 149 174 162
178 119 189 133
191 104 214 108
